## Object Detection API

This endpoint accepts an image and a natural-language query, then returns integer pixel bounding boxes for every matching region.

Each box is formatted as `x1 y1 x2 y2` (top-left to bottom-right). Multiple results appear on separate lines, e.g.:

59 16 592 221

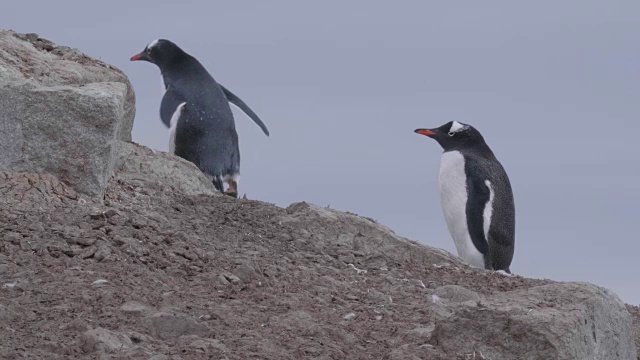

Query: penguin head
130 39 186 68
414 121 486 151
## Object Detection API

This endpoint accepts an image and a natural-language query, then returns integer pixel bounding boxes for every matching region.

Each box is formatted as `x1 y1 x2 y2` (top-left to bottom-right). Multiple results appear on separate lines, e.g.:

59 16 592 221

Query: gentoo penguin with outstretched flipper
130 39 269 197
414 121 515 273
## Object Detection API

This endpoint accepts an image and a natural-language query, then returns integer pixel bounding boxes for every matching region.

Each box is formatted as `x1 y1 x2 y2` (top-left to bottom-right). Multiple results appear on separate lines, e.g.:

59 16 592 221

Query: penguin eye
448 132 455 137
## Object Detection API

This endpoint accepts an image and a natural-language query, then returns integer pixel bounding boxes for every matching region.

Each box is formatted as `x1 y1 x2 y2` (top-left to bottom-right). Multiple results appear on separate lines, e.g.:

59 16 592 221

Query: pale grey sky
4 1 640 303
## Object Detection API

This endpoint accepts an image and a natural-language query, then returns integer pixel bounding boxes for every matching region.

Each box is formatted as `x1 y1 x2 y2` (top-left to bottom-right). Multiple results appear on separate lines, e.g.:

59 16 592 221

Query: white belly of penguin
168 102 186 155
438 151 485 268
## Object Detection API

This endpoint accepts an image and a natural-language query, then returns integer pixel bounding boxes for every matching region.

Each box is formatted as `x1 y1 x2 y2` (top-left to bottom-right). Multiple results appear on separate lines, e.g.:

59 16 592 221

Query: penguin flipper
220 84 270 136
465 177 491 255
160 87 186 128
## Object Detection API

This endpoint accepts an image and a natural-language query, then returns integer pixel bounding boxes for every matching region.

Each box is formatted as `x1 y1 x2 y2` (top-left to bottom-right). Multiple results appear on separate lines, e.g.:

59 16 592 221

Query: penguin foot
223 176 239 199
495 270 514 277
224 190 238 198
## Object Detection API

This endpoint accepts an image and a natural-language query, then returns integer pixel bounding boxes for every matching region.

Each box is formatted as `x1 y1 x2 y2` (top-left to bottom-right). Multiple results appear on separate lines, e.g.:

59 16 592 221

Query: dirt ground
0 172 637 359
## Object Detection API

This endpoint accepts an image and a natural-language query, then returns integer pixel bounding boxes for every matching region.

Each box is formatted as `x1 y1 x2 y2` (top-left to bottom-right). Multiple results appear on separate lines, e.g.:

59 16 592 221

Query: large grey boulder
430 282 637 360
0 30 135 197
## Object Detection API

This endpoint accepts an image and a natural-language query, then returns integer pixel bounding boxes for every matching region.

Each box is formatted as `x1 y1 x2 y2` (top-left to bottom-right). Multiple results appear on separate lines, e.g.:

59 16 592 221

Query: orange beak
414 129 436 136
130 52 150 62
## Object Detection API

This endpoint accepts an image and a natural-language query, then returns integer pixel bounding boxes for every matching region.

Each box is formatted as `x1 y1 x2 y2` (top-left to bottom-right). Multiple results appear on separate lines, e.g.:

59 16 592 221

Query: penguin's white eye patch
449 121 466 134
147 39 160 50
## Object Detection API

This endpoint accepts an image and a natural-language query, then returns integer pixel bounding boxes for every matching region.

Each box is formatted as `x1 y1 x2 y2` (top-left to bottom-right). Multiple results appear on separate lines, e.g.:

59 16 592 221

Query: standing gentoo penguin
130 39 269 198
414 121 515 273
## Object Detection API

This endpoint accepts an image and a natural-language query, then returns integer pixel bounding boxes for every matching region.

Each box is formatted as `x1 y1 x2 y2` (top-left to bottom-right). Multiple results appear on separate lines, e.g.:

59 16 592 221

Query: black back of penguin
139 40 270 136
131 39 267 193
459 141 515 272
157 40 239 178
415 121 515 272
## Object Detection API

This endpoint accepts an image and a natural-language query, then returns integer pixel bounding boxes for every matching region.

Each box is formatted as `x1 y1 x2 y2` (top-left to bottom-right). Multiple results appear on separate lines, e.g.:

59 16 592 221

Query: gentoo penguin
414 121 515 273
130 39 269 197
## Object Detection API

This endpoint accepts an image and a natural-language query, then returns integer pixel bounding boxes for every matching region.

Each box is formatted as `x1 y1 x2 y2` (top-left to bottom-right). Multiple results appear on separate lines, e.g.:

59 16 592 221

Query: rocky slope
0 30 638 360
